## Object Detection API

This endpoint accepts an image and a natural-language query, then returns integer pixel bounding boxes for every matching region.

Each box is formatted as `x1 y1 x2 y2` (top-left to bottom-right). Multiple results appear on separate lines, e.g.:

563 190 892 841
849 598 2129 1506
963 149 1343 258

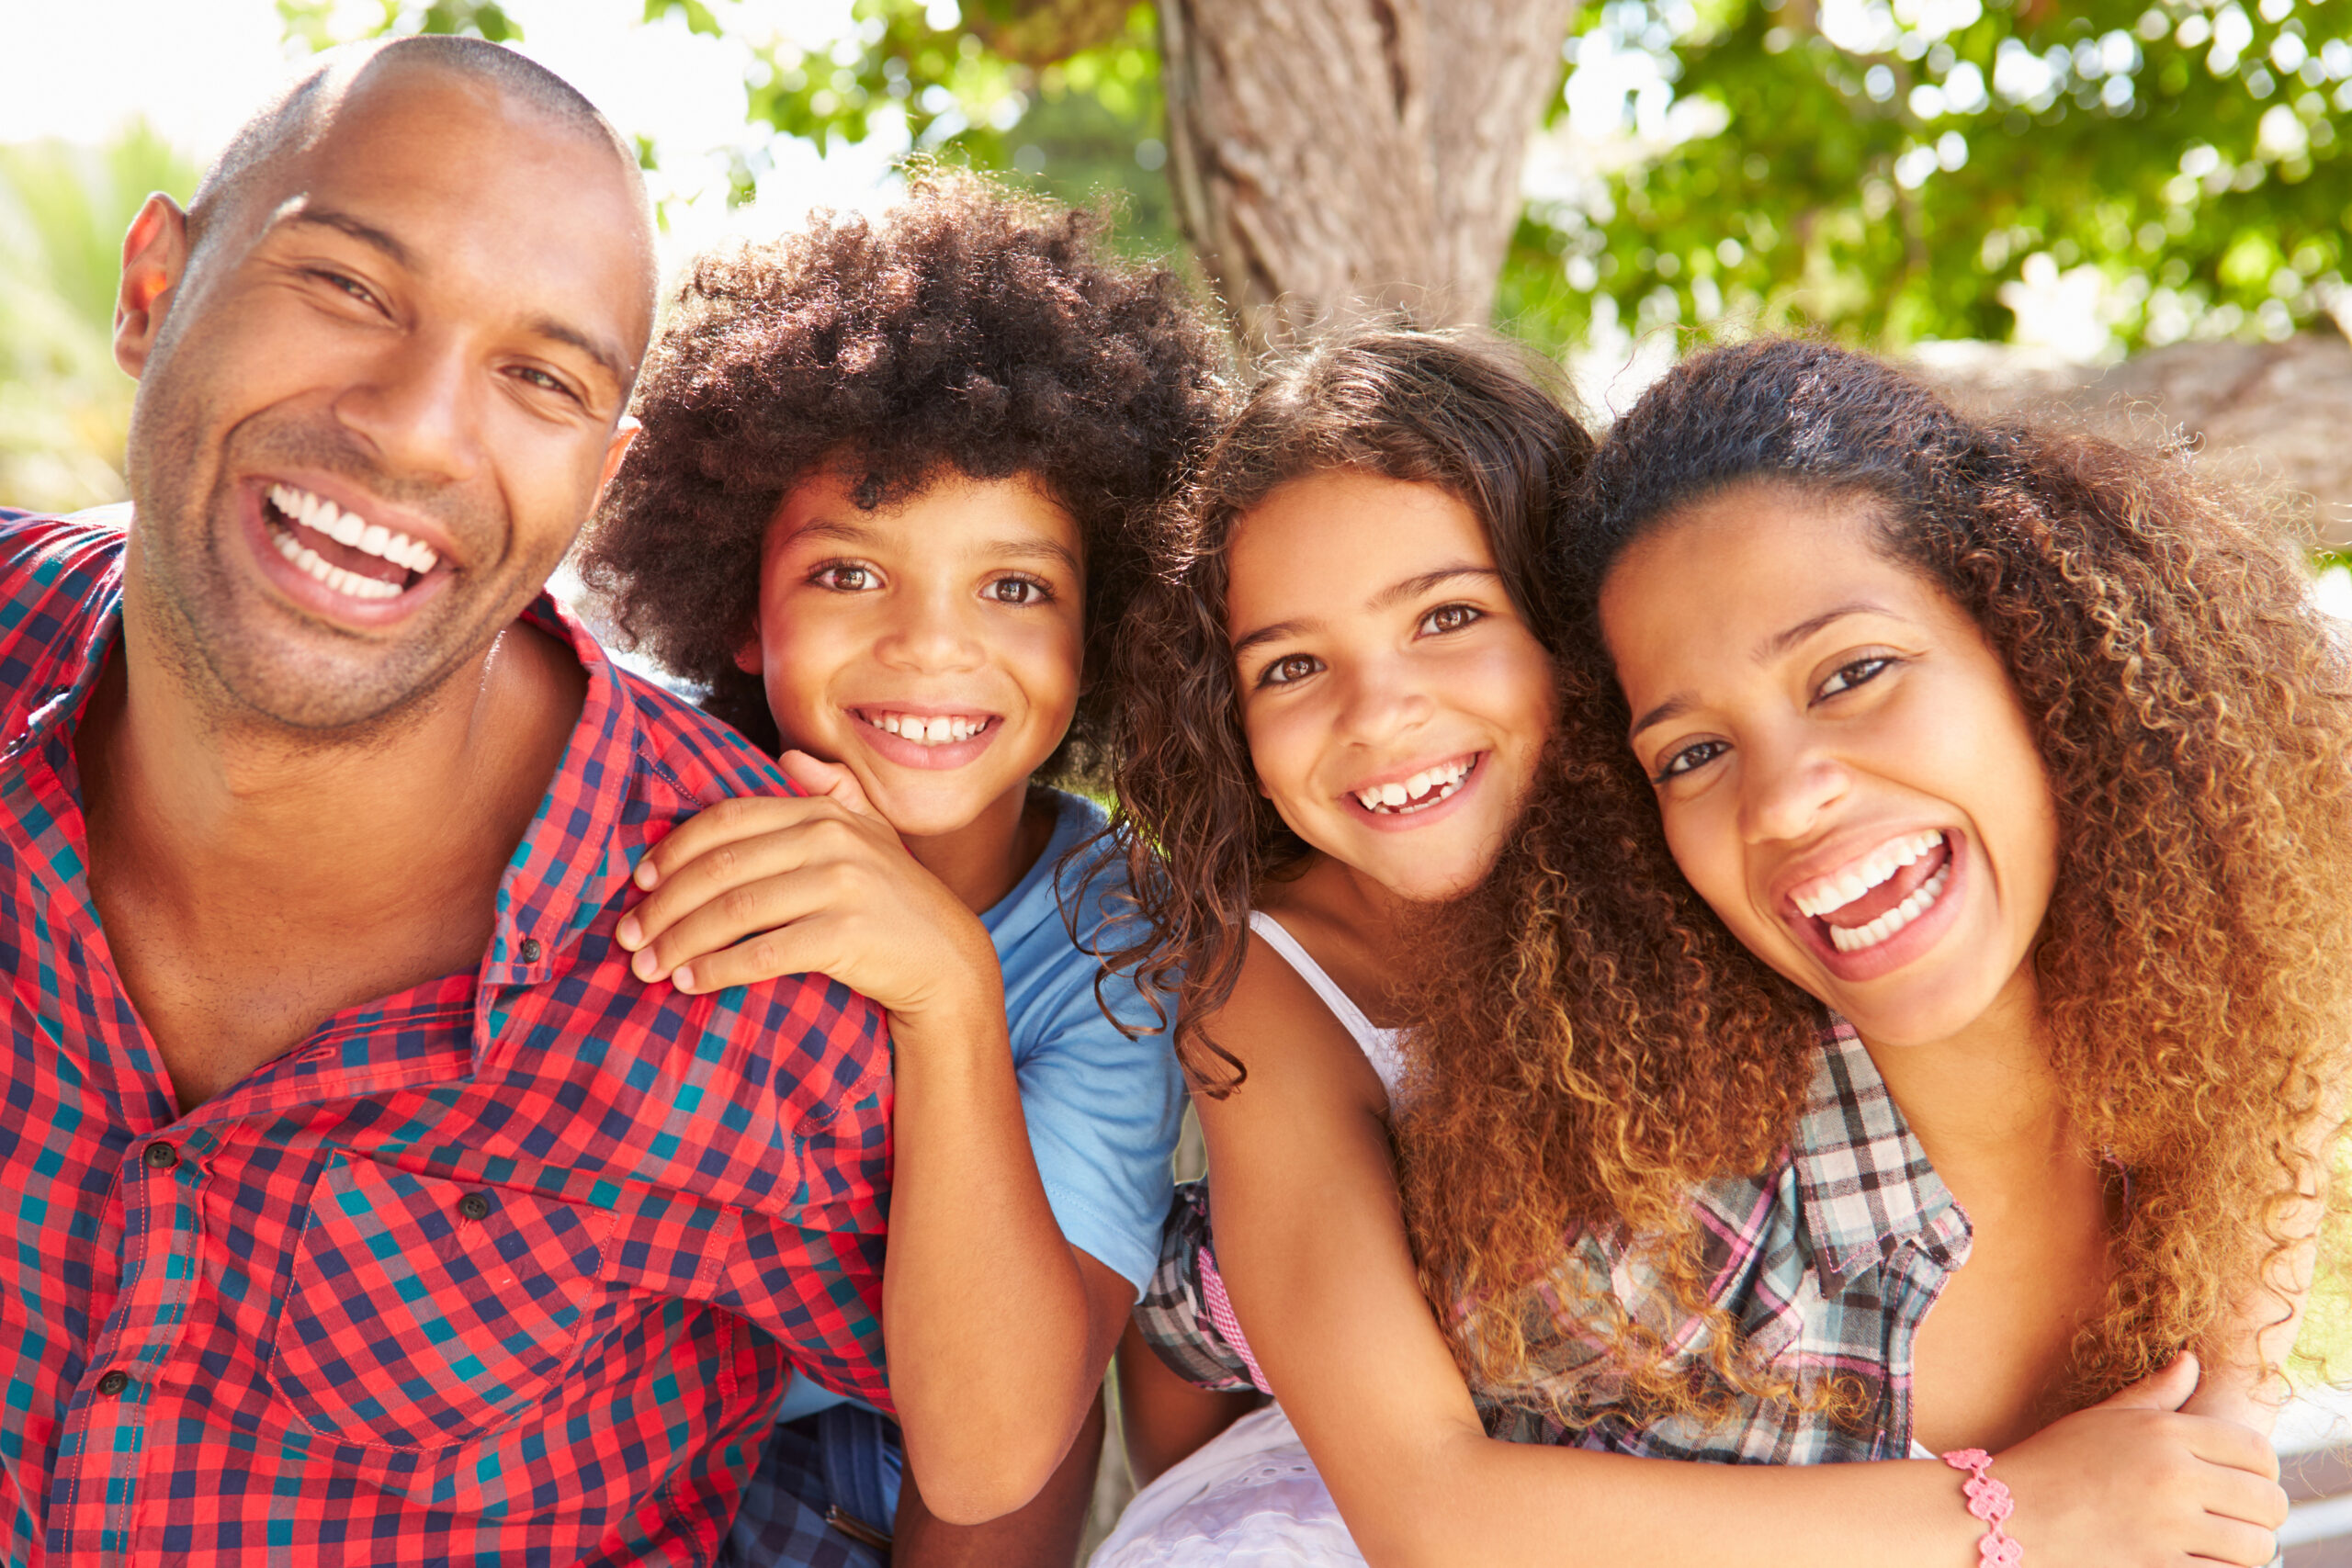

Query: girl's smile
1225 472 1554 903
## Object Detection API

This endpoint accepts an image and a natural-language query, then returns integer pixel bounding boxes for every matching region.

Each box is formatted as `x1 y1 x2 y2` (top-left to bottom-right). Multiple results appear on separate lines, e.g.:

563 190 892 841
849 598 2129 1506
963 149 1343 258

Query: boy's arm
618 778 1125 1524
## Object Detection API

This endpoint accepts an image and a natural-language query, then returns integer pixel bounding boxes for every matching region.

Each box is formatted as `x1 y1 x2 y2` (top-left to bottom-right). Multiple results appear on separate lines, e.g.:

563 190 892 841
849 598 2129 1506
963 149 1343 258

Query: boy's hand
616 750 999 1024
1992 1354 2289 1567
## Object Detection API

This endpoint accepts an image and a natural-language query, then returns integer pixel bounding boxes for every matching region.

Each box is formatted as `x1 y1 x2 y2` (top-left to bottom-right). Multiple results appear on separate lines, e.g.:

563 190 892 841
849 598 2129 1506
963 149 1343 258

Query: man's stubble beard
122 361 555 749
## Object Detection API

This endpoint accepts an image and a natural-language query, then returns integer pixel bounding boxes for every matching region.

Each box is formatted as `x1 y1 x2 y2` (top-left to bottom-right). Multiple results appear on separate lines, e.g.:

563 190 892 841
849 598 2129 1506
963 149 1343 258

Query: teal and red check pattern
0 511 895 1564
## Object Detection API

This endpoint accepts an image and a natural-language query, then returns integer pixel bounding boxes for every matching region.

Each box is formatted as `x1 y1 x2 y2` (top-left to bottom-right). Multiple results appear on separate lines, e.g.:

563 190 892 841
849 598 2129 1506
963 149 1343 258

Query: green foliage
1507 0 2352 359
0 124 198 512
644 0 1178 254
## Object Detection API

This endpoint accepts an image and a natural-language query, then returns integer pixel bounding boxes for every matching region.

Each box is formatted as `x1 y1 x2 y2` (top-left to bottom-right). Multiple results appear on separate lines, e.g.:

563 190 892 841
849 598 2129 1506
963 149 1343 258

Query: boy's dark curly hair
577 169 1233 773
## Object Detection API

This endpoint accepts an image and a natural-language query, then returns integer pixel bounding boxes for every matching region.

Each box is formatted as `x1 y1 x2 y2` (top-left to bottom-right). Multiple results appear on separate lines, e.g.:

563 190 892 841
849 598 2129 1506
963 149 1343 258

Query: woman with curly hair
576 171 1229 1567
1385 337 2348 1563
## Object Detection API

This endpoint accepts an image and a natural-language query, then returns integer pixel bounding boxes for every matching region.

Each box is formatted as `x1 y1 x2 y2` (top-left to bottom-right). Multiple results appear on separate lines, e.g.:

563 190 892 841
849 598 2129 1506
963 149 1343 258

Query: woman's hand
1994 1354 2289 1567
615 750 998 1027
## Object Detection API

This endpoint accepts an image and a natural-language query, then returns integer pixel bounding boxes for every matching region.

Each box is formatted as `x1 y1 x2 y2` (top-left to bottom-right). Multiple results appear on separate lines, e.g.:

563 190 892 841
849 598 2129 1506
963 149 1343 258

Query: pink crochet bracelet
1940 1449 2022 1566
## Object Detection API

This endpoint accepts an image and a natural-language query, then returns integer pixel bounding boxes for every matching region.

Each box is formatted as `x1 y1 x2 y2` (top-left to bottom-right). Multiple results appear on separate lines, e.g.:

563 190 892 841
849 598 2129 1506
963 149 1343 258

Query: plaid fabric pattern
0 511 895 1564
1137 1019 1971 1463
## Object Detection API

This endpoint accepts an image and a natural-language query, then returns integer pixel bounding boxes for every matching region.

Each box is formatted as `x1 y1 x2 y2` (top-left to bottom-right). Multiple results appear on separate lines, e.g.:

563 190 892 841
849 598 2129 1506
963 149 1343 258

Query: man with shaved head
0 38 894 1563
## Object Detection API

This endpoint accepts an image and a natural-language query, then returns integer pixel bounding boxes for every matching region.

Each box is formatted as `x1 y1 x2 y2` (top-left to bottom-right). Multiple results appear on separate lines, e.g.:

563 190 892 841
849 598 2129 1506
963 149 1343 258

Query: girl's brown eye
1420 603 1482 636
818 565 871 591
1261 653 1322 687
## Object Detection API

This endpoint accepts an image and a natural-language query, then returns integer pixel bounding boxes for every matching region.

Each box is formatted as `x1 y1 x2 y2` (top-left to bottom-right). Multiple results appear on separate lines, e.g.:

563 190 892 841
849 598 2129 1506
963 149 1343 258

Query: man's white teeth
266 483 440 574
1828 861 1953 953
1354 757 1473 814
268 523 402 601
865 712 989 745
1792 829 1946 919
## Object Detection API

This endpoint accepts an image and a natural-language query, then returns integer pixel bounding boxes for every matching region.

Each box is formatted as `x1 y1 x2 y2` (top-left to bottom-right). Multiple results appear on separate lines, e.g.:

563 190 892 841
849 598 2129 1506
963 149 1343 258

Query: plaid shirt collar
1786 1019 1972 1291
6 508 640 1011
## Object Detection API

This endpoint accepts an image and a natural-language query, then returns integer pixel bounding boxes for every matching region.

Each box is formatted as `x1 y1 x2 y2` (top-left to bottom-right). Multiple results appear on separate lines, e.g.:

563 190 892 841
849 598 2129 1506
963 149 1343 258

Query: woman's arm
2180 1105 2336 1436
1198 935 2289 1568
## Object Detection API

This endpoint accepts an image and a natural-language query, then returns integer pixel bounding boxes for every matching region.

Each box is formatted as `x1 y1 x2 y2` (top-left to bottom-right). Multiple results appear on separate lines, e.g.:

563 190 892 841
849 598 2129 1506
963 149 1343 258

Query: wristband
1940 1449 2022 1566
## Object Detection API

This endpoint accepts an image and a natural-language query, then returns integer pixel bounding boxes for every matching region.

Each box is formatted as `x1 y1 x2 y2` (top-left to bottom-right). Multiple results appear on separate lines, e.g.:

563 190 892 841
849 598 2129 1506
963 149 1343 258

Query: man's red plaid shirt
0 510 895 1565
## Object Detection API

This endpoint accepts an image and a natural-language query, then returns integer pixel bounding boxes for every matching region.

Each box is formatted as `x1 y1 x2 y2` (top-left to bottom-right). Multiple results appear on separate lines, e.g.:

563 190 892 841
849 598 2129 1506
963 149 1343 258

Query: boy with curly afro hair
580 171 1231 1567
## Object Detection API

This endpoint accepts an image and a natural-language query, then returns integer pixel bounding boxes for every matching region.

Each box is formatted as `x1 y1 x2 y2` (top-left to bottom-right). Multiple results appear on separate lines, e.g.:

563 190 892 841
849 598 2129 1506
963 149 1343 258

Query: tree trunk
1159 0 1576 351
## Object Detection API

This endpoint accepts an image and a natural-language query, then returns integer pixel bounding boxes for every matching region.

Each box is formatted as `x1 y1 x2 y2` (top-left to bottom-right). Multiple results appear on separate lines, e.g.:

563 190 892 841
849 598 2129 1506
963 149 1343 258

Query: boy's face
740 469 1085 840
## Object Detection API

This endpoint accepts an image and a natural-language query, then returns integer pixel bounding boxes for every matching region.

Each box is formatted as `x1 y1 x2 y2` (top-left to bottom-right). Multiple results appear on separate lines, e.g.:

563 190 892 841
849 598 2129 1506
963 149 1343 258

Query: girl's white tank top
1247 911 1408 1109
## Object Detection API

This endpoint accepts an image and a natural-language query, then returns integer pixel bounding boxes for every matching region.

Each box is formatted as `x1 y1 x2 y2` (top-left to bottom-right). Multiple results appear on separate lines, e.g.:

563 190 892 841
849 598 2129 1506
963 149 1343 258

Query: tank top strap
1247 910 1408 1107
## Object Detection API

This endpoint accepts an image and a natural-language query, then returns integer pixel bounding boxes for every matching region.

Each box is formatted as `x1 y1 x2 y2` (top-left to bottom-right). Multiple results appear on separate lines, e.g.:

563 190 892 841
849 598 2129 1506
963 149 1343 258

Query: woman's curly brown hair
1403 336 2352 1431
1102 326 1594 1089
577 169 1232 772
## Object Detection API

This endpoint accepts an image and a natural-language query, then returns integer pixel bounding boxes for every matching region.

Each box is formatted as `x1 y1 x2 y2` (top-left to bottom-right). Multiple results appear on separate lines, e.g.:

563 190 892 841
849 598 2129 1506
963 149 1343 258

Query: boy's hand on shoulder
616 750 999 1024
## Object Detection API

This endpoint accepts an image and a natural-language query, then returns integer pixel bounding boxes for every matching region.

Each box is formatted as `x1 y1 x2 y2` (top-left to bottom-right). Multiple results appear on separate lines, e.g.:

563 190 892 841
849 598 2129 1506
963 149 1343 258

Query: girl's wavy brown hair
1403 337 2352 1428
1102 327 1595 1089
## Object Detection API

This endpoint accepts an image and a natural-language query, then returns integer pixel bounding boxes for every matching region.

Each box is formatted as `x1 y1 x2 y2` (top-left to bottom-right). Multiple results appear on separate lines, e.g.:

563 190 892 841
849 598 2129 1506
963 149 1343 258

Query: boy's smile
740 468 1084 840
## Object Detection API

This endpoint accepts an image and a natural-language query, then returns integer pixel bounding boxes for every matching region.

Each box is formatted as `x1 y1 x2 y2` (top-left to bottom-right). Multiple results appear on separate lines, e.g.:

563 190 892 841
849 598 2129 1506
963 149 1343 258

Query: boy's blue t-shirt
775 788 1183 1423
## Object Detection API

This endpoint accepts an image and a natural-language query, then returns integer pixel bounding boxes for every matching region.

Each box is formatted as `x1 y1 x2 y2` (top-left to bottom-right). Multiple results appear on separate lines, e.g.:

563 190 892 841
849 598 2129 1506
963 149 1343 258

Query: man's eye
1420 604 1482 636
512 366 579 402
813 564 873 592
312 269 379 310
987 577 1051 605
1817 657 1894 700
1260 653 1323 687
1655 739 1728 783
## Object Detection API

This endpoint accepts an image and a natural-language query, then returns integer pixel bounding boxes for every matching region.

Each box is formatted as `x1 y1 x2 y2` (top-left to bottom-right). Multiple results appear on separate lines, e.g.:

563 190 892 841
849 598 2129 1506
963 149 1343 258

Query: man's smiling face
120 59 650 733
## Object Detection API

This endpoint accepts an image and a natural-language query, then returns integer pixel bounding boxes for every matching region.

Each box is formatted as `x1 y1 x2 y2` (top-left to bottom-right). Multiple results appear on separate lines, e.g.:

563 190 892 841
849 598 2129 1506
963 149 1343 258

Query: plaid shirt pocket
267 1151 616 1450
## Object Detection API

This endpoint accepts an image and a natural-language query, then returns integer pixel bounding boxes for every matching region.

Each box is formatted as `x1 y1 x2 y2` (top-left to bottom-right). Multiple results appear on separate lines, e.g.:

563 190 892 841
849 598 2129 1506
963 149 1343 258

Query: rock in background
1910 332 2352 549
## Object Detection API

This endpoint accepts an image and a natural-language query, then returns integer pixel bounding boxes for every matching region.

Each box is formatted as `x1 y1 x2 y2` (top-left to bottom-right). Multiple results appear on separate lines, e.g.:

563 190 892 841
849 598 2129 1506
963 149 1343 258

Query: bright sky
0 0 910 274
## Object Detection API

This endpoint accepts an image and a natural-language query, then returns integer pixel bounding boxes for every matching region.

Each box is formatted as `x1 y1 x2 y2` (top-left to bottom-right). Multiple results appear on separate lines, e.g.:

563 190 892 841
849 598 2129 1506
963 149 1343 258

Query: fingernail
631 949 659 982
616 915 641 949
673 964 695 993
635 862 659 890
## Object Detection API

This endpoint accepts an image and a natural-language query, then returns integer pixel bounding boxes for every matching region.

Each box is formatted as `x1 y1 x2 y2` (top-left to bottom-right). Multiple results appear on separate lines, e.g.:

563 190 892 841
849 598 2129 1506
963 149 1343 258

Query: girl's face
740 468 1085 839
1599 483 2060 1048
1226 471 1555 902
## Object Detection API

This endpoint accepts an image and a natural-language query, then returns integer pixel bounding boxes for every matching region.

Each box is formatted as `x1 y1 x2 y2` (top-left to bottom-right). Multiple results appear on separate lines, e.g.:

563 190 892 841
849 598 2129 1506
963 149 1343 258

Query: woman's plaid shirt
1137 1019 1973 1463
0 512 895 1564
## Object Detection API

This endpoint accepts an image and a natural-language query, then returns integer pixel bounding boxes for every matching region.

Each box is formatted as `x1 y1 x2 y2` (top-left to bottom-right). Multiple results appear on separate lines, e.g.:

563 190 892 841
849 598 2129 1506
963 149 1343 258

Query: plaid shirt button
519 937 541 962
95 1371 129 1397
457 1191 492 1221
142 1141 177 1170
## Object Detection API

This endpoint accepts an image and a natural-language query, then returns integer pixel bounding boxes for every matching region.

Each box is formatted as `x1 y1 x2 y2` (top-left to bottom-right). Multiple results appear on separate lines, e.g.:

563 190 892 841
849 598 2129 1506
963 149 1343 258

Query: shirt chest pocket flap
268 1151 616 1450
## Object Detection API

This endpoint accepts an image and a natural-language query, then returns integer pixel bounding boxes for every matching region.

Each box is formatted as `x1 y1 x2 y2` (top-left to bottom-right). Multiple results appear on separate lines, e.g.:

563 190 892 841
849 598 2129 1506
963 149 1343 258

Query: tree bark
1158 0 1576 351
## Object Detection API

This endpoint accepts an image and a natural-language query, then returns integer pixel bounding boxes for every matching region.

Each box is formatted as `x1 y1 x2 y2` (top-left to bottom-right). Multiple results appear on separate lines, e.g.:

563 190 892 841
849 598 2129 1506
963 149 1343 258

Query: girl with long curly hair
1389 337 2350 1563
1108 333 2335 1568
1091 325 1589 1564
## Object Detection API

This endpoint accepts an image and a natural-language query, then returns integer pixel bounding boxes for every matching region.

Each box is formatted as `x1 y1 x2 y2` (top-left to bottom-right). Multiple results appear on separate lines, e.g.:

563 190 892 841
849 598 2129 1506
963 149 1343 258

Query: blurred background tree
6 0 2349 515
0 123 196 511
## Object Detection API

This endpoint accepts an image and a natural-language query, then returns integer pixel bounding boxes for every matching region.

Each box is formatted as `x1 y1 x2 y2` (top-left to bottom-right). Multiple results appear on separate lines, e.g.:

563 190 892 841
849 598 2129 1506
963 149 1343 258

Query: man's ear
595 415 640 510
114 194 191 380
